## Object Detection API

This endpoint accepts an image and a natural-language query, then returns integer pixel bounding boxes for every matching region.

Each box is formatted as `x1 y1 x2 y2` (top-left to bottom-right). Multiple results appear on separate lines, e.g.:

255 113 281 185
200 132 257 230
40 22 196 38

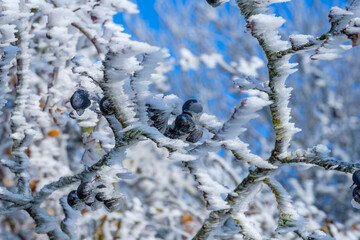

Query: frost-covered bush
1 0 360 239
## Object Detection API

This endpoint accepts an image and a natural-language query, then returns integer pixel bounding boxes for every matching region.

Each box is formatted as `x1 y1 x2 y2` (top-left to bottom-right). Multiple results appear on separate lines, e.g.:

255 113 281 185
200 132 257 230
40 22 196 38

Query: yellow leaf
47 129 61 137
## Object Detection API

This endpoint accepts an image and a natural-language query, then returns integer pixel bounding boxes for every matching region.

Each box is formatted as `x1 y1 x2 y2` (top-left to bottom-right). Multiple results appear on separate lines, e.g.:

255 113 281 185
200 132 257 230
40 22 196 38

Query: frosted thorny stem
71 22 103 60
263 177 306 235
193 168 272 239
284 145 360 173
49 0 103 60
42 67 59 112
33 143 125 203
11 18 33 197
60 197 79 239
26 205 69 240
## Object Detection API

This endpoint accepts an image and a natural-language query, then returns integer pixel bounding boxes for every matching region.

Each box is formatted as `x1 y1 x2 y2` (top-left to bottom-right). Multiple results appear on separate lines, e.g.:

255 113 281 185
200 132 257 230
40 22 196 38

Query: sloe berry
174 113 195 134
353 186 360 203
77 181 92 200
95 192 107 202
104 197 124 212
182 99 203 114
99 97 114 115
67 190 85 210
70 89 91 115
186 128 203 143
206 0 222 7
353 170 360 186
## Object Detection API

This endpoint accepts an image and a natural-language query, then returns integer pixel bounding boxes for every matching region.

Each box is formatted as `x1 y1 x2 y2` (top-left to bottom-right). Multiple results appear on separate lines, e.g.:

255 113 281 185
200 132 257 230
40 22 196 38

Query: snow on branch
26 205 70 239
283 145 360 173
180 142 229 211
230 183 263 240
237 0 291 19
311 0 360 60
131 51 168 124
101 40 158 128
187 157 231 211
194 168 273 240
8 17 38 197
0 186 31 204
33 146 121 203
229 139 277 169
232 75 270 93
264 177 307 234
231 212 262 240
0 0 358 239
214 97 271 140
214 97 277 169
199 113 223 134
185 97 275 212
60 197 79 239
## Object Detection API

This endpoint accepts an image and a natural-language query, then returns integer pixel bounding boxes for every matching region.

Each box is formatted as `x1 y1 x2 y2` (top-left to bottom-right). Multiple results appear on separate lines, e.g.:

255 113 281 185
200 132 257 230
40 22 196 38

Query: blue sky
114 0 350 32
136 0 159 29
114 0 158 30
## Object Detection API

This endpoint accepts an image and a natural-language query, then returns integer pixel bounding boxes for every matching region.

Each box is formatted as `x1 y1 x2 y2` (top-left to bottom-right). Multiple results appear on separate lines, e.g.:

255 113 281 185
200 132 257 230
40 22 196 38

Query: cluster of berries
70 89 113 116
165 99 203 143
70 90 204 143
67 181 124 212
353 170 360 204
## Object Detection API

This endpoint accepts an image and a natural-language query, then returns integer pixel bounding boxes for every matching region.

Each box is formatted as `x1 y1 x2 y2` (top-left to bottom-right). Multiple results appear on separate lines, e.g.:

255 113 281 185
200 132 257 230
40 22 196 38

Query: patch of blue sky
113 0 158 32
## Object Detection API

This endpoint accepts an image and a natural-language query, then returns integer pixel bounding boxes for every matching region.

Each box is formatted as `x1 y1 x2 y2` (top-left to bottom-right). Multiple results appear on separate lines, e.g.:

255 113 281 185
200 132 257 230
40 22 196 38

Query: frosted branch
228 182 263 240
26 205 69 239
71 22 103 60
9 18 34 197
283 145 360 173
237 1 301 158
187 158 231 211
214 97 271 140
264 177 307 234
33 146 117 203
0 204 31 214
193 168 273 239
0 186 31 205
48 0 103 60
311 0 360 60
226 139 277 170
213 97 276 169
60 197 79 239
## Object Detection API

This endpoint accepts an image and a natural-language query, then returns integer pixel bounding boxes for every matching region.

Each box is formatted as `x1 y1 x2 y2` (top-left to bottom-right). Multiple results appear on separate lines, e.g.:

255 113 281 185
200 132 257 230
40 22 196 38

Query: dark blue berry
95 192 107 202
186 128 203 143
182 99 203 114
67 190 85 210
353 170 360 186
70 89 91 115
99 97 114 115
96 184 106 189
104 197 124 212
174 113 195 134
206 0 222 7
77 181 92 200
353 186 360 203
